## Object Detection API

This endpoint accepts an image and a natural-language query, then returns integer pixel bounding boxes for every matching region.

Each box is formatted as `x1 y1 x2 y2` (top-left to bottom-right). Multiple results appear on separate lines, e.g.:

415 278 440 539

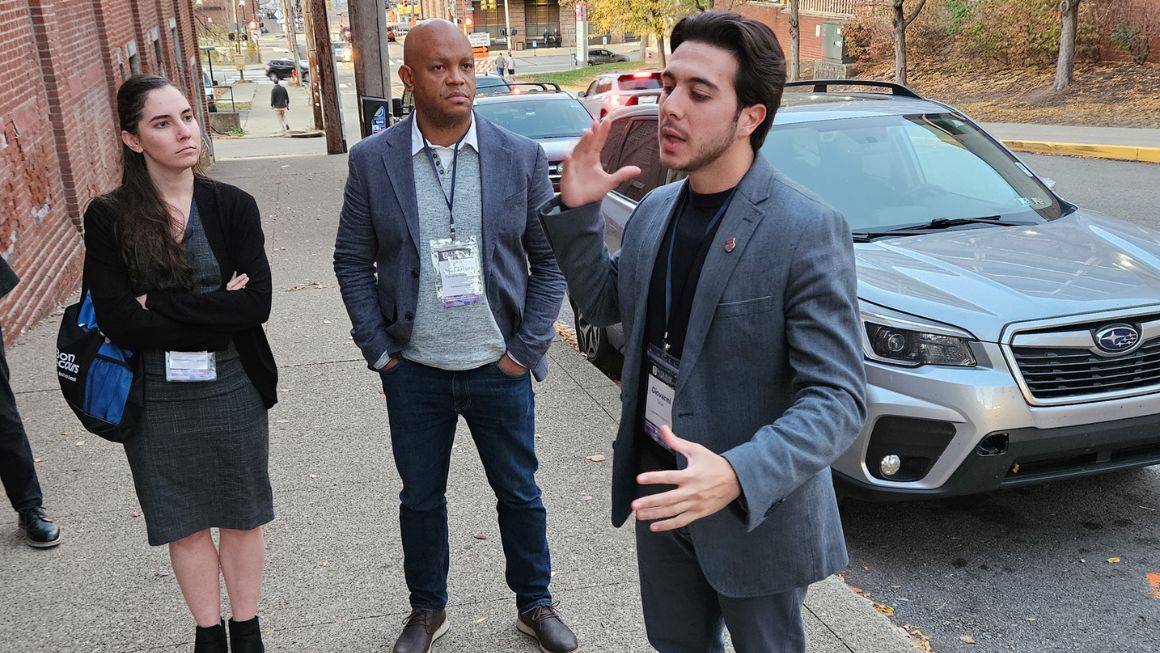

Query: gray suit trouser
635 518 807 653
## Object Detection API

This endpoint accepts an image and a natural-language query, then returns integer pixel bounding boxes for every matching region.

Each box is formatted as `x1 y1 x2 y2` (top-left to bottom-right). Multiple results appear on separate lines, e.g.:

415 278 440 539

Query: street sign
468 32 491 48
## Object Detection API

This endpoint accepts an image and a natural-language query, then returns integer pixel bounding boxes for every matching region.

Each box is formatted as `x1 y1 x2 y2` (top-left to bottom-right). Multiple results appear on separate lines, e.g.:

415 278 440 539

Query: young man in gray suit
541 11 867 652
333 20 576 653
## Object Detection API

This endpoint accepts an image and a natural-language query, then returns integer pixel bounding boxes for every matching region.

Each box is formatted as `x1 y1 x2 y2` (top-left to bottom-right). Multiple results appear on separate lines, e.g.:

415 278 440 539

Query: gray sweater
401 146 507 370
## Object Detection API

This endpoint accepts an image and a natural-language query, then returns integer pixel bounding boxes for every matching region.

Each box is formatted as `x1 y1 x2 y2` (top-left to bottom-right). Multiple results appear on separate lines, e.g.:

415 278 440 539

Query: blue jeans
379 358 552 612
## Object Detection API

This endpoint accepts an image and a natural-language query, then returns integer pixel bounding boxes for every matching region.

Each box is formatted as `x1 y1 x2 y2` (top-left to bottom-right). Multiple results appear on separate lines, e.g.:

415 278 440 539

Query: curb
806 576 920 652
1003 139 1160 164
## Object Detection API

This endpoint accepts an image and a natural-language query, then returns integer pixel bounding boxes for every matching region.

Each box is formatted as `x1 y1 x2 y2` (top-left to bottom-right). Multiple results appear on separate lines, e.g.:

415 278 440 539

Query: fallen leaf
862 563 871 571
1026 616 1037 622
308 474 318 480
585 454 607 462
323 319 333 324
873 602 894 617
1147 573 1160 599
960 635 976 645
75 440 85 446
1108 557 1121 564
474 532 488 540
474 617 486 624
319 560 329 567
33 458 43 464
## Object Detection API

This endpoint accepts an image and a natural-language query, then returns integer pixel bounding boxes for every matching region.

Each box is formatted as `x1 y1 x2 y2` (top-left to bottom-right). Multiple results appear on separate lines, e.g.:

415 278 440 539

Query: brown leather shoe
516 603 579 653
392 609 448 653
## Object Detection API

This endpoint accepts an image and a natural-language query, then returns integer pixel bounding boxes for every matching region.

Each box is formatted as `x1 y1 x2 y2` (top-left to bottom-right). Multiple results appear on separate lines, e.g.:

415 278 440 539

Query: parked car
392 74 512 119
587 48 629 65
333 40 353 63
578 70 662 119
473 87 594 192
265 58 309 82
573 80 1160 499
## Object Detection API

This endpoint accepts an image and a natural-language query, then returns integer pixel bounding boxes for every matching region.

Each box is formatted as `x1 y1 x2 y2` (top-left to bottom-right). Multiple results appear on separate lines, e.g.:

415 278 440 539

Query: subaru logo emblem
1095 324 1140 353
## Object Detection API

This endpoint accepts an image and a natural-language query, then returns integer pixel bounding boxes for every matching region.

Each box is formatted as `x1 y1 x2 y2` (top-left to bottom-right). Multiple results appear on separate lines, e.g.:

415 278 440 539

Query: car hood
855 209 1160 341
538 136 581 161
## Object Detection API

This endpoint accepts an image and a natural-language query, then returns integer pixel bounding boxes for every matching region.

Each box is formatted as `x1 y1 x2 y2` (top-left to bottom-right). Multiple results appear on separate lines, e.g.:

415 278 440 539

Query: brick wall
0 0 202 345
726 1 847 62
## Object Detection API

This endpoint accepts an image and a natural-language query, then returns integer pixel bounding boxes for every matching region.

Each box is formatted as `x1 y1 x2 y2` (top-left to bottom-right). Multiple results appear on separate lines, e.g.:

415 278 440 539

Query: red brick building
724 0 856 62
0 0 205 343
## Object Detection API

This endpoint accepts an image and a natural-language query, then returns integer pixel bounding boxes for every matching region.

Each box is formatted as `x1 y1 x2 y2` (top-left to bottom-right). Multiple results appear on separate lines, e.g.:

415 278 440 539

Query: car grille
1012 337 1160 400
548 161 563 190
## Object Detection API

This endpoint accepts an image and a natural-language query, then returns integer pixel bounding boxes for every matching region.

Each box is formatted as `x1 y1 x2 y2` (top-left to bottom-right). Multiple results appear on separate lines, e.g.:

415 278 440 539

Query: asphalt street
839 154 1160 653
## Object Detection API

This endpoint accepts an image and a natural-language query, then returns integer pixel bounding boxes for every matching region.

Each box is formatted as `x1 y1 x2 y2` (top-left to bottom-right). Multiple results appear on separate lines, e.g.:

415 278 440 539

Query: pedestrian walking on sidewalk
0 256 62 550
83 74 277 653
270 79 290 131
540 11 867 652
333 19 576 653
495 53 508 78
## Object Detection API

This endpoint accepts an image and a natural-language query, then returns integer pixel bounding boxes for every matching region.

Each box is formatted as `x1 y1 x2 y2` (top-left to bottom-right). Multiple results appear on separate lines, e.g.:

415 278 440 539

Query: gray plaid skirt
125 345 273 546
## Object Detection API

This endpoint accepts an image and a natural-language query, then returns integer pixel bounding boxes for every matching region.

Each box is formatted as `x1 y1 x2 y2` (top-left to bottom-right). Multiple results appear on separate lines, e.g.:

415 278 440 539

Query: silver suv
574 81 1160 498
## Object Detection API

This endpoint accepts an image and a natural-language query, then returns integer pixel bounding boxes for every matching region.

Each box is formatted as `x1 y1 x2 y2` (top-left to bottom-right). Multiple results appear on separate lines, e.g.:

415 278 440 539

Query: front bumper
832 340 1160 497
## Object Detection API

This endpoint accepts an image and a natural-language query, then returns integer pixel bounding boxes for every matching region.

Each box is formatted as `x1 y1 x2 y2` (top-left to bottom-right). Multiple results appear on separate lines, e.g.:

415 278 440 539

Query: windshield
474 99 594 139
760 113 1064 233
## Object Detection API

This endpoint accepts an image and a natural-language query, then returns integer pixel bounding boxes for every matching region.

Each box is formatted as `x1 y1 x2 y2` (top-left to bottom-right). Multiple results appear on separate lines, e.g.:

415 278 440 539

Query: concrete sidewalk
983 122 1160 163
0 154 916 652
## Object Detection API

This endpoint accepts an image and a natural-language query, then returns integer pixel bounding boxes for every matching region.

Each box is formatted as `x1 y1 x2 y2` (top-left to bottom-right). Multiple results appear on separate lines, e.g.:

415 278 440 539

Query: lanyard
419 125 467 240
663 186 736 350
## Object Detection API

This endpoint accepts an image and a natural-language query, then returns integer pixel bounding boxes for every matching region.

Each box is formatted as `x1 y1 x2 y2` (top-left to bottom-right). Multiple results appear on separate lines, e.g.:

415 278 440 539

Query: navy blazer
333 113 565 380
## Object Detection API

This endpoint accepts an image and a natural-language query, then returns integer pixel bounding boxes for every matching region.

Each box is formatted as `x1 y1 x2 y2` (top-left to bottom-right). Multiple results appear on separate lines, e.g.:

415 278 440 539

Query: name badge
165 351 217 383
430 237 484 308
643 344 679 450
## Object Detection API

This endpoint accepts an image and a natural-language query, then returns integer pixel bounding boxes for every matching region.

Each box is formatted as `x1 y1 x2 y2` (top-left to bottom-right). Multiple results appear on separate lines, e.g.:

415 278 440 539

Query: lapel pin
725 237 736 253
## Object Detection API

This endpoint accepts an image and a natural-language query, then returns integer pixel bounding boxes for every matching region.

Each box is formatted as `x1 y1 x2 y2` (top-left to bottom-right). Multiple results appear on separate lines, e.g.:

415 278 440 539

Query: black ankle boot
194 621 228 653
229 616 265 653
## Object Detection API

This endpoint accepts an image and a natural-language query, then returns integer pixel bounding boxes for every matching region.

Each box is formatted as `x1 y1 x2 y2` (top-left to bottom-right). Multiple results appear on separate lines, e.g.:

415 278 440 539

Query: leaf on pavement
585 454 607 462
474 532 488 540
1147 573 1160 599
960 635 976 645
872 602 894 617
1108 557 1122 564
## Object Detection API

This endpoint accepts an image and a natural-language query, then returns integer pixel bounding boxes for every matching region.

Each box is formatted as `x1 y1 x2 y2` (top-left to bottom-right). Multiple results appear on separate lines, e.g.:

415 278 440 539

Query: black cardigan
82 177 278 408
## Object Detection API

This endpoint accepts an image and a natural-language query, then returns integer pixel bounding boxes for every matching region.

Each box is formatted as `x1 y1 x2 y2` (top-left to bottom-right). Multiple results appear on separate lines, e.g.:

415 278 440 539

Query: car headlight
864 322 977 367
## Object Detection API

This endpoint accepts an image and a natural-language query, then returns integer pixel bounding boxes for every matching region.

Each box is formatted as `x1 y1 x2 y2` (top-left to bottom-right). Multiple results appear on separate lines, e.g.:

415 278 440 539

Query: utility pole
307 0 347 153
302 0 325 130
349 0 393 137
502 0 513 59
231 0 246 80
281 0 304 84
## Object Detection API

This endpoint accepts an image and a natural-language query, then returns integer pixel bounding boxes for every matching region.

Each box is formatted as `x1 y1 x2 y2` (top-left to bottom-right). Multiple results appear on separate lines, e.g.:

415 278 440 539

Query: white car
577 70 662 120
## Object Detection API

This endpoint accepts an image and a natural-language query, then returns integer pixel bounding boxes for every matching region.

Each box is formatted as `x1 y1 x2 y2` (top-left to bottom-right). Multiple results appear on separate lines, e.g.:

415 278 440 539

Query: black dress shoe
517 603 579 653
392 609 448 653
18 507 61 549
229 615 265 652
194 621 228 653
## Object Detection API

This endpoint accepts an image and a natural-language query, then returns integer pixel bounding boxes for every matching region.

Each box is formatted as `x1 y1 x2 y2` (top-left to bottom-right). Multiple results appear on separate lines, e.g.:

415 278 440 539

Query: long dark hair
106 74 194 290
670 11 787 151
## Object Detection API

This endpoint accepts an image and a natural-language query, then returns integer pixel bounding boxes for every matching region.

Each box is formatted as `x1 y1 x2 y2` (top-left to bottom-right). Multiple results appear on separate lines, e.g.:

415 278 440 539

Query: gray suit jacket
540 155 867 596
334 113 565 380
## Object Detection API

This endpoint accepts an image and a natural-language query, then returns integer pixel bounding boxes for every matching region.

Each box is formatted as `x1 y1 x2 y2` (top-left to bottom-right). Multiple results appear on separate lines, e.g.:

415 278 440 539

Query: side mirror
1042 177 1057 191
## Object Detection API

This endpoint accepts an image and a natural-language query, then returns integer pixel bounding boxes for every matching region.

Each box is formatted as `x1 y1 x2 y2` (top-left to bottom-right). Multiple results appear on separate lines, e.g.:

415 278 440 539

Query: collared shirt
411 112 479 171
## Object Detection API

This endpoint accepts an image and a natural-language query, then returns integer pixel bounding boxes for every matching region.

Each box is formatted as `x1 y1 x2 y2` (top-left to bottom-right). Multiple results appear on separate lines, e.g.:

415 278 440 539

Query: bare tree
892 0 928 86
1053 0 1082 90
788 0 801 81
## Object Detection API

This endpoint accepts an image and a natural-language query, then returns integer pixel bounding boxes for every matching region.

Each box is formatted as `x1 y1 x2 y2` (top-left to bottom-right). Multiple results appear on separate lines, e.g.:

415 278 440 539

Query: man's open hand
632 426 742 532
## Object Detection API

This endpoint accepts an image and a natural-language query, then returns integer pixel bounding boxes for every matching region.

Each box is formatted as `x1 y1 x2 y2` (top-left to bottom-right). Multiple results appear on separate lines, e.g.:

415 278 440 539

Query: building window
471 0 509 46
525 0 561 48
150 27 163 76
115 48 125 80
127 41 140 75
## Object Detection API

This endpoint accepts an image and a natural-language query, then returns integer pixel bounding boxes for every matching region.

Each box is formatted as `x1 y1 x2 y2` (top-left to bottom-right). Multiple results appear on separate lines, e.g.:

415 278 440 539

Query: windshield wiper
853 216 1029 242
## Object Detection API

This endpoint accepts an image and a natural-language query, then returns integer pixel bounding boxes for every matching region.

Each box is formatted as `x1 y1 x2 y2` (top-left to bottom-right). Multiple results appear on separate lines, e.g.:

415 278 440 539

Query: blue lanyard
419 125 467 240
663 186 736 348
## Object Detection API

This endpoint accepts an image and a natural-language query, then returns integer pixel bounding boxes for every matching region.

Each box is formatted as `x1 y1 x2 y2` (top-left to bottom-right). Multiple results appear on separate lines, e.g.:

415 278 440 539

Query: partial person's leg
381 362 459 610
218 526 265 621
169 529 224 627
0 324 43 513
460 364 550 611
719 585 809 653
635 519 726 653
